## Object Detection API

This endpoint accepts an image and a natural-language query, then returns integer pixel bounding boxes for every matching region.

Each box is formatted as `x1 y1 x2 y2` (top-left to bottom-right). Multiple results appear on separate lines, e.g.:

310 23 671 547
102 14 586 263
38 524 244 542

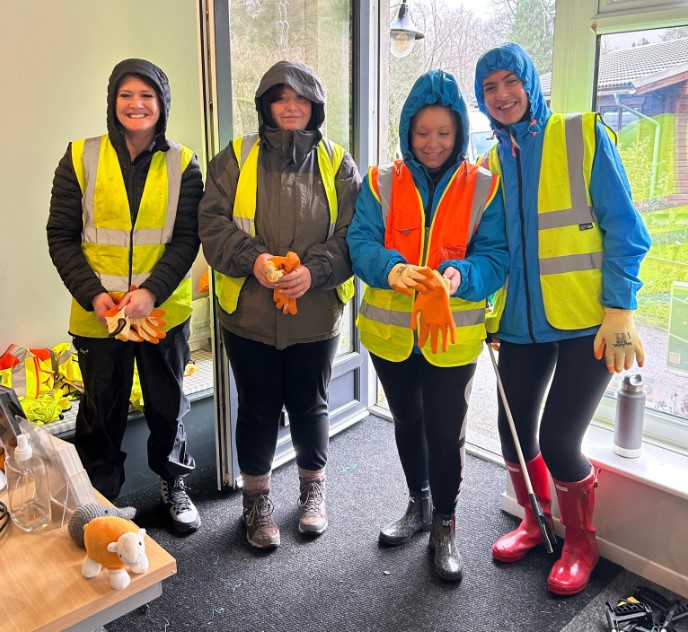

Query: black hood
107 58 171 149
254 61 326 132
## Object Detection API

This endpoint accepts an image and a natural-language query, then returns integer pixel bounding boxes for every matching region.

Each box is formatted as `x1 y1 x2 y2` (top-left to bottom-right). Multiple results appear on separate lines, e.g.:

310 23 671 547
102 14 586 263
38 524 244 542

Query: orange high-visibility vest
356 160 499 367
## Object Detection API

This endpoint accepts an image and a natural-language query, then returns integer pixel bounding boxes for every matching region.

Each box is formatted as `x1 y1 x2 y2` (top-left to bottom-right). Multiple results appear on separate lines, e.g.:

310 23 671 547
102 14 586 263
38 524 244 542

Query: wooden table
0 490 176 632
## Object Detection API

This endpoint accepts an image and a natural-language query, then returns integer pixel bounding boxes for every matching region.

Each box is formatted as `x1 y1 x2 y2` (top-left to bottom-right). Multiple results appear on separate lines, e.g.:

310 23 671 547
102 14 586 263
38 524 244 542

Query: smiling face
410 105 457 170
269 85 313 131
115 74 160 142
481 69 529 127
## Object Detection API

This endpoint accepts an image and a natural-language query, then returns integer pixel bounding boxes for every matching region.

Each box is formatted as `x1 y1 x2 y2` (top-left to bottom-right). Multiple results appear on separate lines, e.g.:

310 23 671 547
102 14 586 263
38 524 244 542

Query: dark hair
260 83 318 130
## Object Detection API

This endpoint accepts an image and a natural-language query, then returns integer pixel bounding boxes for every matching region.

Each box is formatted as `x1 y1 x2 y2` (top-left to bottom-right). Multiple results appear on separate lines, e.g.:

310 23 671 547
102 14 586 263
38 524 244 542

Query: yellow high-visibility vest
357 161 498 367
486 113 606 332
70 135 194 337
214 132 354 314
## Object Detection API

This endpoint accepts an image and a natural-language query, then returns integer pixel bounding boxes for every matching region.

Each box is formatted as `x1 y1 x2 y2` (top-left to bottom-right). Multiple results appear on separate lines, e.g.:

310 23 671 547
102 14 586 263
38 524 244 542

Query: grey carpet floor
104 415 683 632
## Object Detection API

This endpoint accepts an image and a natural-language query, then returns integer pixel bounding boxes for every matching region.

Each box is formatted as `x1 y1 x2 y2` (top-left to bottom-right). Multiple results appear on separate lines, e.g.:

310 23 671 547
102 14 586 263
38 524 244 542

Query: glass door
203 0 370 488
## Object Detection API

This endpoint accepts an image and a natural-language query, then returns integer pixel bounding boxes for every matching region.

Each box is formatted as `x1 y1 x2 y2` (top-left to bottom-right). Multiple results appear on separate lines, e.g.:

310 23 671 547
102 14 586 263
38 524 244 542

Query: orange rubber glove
387 263 436 296
273 289 298 315
129 310 167 344
410 269 456 354
593 308 644 373
268 251 300 275
268 251 300 315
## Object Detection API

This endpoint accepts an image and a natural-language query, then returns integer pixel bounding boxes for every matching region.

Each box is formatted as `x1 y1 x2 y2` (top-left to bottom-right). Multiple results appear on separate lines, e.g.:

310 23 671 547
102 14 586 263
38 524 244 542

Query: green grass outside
637 206 688 329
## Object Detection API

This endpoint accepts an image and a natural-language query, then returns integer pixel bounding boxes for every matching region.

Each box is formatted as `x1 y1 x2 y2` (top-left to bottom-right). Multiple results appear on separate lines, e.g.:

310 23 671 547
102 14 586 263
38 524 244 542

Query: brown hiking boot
242 494 280 549
298 480 328 535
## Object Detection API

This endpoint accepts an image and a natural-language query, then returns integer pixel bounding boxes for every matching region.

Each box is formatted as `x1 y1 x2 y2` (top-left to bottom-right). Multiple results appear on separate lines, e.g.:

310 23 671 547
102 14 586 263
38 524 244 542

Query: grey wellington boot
379 490 432 546
429 512 463 582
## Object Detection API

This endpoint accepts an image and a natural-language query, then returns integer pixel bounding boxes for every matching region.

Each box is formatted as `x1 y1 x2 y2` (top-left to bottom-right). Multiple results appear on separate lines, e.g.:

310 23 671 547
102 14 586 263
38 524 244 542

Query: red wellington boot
547 469 599 596
492 454 553 563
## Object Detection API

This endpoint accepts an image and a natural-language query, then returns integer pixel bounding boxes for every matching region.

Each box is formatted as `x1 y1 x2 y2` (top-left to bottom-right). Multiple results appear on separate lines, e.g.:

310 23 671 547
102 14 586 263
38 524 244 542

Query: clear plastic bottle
5 433 52 532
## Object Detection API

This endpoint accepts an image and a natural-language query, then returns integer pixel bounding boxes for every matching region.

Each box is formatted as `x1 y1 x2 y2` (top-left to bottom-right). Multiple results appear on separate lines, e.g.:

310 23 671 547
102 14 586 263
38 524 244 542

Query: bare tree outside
228 0 352 149
382 0 554 162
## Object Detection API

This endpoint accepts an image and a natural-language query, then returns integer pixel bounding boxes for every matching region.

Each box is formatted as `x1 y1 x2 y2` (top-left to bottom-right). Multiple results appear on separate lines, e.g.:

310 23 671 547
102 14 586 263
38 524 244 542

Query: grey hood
255 61 326 132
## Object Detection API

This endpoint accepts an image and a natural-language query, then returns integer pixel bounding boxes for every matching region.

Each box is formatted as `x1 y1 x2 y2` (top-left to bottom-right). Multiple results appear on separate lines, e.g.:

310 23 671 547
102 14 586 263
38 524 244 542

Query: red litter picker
487 343 557 554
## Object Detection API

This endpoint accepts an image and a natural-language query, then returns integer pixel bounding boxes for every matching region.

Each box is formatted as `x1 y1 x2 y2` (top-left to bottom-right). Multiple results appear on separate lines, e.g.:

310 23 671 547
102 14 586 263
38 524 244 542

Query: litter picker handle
487 344 532 490
487 343 556 554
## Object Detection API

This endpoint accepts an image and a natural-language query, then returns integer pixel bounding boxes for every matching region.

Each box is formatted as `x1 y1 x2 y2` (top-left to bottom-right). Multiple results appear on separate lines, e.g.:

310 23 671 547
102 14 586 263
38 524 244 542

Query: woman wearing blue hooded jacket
347 70 508 582
474 43 651 595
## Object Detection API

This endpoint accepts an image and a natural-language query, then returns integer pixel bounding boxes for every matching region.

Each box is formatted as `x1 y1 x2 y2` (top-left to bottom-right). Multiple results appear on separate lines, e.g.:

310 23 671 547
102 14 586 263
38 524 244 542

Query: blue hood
399 69 469 165
474 43 550 131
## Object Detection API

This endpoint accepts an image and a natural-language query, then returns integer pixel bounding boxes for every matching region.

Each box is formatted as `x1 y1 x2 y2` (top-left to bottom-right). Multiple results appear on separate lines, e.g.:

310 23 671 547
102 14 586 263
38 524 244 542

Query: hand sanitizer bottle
6 433 52 532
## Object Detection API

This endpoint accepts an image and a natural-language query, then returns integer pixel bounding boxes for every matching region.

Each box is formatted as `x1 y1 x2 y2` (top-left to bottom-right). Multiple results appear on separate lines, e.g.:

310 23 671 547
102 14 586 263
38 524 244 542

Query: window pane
228 0 354 357
229 0 353 150
596 30 688 435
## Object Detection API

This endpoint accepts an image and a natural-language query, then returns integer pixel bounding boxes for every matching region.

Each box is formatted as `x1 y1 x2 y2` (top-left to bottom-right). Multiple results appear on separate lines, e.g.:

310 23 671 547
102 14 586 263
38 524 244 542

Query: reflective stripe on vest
69 135 194 337
215 133 354 314
487 113 606 331
357 161 498 367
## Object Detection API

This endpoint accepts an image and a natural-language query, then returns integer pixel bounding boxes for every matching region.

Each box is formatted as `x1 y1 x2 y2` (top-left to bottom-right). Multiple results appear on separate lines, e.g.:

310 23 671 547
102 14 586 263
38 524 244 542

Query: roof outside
540 36 688 96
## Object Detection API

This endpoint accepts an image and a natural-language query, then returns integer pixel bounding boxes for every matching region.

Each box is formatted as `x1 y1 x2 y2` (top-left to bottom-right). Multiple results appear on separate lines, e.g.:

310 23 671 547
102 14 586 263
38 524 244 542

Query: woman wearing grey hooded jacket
199 61 360 550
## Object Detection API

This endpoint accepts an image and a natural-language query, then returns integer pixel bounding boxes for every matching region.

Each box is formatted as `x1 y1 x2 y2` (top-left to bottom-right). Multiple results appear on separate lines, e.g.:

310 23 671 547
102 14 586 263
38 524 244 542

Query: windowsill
583 424 688 500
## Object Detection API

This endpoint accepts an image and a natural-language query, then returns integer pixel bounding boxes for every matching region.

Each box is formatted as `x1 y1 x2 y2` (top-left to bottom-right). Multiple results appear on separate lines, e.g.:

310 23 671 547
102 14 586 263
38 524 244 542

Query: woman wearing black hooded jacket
47 58 203 534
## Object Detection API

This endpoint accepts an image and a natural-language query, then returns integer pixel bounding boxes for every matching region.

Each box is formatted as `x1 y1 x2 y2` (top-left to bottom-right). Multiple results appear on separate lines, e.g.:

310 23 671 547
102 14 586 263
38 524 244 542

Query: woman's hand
254 253 276 287
117 287 156 319
442 266 462 295
278 265 312 298
92 292 119 326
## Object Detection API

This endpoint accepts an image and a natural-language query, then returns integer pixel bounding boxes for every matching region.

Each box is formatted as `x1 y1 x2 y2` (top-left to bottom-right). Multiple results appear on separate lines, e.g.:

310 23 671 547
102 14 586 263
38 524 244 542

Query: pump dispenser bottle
5 433 52 532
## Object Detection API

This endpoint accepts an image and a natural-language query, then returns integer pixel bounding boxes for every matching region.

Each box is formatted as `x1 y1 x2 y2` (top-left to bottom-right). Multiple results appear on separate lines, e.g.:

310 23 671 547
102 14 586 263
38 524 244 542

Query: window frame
553 0 688 452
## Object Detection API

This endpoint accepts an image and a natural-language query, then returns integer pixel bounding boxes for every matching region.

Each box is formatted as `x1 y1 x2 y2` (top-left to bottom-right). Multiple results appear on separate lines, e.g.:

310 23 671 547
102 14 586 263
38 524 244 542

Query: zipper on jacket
126 159 140 289
425 177 436 227
422 175 436 264
514 143 535 342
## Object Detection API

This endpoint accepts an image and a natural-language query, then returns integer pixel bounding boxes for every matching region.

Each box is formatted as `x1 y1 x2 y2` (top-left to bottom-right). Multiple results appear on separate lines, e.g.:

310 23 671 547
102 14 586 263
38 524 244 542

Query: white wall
0 0 206 351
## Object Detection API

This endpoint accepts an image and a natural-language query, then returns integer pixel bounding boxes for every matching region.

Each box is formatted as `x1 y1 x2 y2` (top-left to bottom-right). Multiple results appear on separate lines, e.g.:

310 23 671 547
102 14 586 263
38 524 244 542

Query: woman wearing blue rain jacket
474 43 651 595
348 69 508 582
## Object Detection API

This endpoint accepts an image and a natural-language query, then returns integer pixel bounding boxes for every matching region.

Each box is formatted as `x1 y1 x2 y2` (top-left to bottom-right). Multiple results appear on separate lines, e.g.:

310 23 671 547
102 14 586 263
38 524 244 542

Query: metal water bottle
613 374 646 458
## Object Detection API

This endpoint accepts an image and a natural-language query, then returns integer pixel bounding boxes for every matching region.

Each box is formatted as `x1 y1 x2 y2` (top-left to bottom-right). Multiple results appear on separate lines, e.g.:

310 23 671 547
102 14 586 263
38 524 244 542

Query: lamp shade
390 1 424 59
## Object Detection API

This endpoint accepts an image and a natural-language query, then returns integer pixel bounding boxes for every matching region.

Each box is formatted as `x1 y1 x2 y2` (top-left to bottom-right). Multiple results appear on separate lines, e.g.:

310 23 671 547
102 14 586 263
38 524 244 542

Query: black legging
371 352 475 514
496 335 612 482
223 329 339 476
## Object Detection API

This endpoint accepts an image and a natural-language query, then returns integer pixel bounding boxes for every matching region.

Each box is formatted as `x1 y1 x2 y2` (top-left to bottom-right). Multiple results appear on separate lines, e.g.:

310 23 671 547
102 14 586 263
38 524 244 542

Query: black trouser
72 319 195 500
371 352 475 515
496 335 612 482
223 330 339 476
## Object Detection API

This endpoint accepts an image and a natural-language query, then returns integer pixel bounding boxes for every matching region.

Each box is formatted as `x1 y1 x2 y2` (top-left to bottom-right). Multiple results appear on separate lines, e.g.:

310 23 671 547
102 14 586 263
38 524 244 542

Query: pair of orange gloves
266 251 300 315
104 304 167 344
388 263 456 354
